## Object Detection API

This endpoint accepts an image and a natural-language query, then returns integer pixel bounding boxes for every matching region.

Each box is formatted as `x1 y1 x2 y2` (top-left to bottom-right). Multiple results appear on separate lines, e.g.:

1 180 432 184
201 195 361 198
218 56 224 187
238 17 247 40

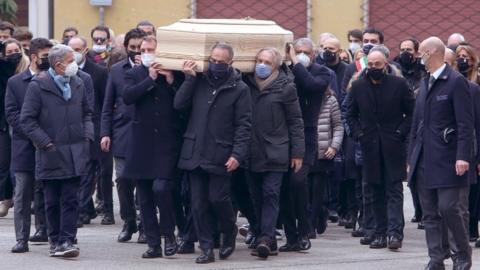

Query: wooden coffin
155 18 293 72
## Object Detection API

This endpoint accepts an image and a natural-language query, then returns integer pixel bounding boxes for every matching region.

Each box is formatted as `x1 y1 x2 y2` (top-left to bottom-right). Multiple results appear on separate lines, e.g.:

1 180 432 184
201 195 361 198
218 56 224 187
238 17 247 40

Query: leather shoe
452 253 472 270
219 225 237 259
360 235 375 245
137 232 147 244
177 239 194 254
424 260 445 270
387 235 402 250
0 199 13 217
316 210 328 235
142 246 162 258
370 236 387 249
164 235 177 256
475 238 480 248
101 213 115 225
117 222 138 242
298 236 311 250
195 248 215 264
279 242 300 252
351 227 365 238
11 240 29 253
256 242 271 259
29 230 48 242
417 221 425 230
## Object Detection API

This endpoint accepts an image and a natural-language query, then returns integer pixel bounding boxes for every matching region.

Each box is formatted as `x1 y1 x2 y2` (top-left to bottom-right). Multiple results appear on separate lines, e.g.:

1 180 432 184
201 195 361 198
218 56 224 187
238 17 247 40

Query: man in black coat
5 38 52 253
100 28 146 243
408 37 473 270
122 36 181 259
280 38 330 251
20 44 93 258
346 49 414 250
69 36 114 225
174 43 252 264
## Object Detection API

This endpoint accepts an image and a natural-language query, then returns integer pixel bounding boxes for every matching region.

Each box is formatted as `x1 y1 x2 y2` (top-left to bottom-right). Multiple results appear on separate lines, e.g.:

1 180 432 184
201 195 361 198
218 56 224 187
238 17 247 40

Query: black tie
428 75 435 91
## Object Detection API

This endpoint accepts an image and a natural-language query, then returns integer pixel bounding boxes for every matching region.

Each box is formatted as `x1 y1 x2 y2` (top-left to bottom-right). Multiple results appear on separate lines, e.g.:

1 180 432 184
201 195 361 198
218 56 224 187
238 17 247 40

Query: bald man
408 37 473 270
345 50 414 250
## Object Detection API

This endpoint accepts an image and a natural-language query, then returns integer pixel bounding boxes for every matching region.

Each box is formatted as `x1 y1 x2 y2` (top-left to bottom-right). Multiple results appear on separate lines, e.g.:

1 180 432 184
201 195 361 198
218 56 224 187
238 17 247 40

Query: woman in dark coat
244 47 304 259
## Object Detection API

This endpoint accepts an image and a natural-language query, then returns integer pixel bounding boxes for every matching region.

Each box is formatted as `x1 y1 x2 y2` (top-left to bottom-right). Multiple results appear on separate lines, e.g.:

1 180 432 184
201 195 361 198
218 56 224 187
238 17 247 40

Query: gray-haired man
20 44 93 258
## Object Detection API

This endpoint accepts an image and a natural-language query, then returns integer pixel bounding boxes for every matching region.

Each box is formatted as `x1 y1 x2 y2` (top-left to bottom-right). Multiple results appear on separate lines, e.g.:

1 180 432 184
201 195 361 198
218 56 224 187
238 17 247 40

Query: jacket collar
34 71 82 100
21 68 34 81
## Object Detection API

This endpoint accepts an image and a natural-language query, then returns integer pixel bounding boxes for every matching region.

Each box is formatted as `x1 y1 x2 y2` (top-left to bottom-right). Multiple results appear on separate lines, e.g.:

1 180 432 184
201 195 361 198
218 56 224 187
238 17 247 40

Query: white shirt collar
431 63 446 80
29 67 36 76
78 60 86 69
129 57 136 68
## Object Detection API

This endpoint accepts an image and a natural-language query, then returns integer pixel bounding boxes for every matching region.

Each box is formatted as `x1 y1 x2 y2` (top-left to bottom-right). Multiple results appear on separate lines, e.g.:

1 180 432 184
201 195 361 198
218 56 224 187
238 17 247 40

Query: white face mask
64 61 78 77
349 42 361 53
141 53 156 67
297 53 311 67
73 51 84 64
92 44 107 53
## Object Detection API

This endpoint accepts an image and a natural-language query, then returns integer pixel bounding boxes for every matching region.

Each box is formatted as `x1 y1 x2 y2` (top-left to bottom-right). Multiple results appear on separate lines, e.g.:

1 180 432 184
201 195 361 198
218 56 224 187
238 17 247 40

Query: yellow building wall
311 0 364 48
53 0 190 43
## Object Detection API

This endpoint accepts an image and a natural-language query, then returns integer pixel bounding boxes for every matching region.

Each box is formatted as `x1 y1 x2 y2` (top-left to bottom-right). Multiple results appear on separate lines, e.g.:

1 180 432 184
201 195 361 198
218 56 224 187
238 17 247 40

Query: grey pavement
0 183 479 270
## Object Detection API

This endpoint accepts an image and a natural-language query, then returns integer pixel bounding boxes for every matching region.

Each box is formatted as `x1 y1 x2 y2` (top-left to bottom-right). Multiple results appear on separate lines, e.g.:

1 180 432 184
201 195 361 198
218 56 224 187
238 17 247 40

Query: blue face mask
208 62 230 79
255 63 272 79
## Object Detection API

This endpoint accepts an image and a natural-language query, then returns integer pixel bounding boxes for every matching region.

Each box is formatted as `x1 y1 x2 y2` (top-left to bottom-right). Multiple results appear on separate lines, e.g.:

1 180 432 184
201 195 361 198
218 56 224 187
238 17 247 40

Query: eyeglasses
93 37 107 44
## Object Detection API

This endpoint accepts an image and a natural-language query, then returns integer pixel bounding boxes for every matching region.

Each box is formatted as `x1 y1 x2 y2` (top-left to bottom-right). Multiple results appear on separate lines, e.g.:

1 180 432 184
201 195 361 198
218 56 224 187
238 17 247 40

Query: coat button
154 128 158 133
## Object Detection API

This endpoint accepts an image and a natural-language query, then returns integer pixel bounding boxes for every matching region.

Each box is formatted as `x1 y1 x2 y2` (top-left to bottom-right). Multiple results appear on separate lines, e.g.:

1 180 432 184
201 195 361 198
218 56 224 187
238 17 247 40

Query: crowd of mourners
0 19 478 269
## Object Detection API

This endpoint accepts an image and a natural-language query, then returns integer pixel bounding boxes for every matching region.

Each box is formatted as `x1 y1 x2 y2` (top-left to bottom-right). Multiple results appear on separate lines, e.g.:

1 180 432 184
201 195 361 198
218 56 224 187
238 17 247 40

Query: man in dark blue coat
100 28 146 243
5 38 52 253
122 36 181 259
280 37 330 252
20 44 93 258
408 37 473 270
174 43 252 264
69 36 114 225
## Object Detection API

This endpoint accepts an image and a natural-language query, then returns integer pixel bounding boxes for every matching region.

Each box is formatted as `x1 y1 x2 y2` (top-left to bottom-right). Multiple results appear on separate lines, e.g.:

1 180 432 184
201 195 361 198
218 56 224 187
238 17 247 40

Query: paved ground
0 183 479 270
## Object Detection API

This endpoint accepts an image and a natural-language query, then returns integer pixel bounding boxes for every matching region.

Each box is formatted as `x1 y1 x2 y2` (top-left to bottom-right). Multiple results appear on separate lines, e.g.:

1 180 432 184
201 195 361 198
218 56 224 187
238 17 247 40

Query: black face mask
322 50 337 64
37 57 50 71
366 67 385 81
399 52 415 67
23 48 30 57
127 50 140 63
456 58 470 74
208 62 230 79
363 44 374 55
5 52 22 66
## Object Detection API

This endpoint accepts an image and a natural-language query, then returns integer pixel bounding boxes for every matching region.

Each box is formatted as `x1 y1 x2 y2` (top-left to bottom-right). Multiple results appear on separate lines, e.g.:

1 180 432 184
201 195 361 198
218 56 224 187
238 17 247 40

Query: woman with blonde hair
455 44 479 84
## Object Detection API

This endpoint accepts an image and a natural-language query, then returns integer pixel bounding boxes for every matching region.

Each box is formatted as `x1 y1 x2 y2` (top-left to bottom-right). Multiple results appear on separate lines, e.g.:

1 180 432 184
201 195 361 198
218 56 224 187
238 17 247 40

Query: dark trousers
247 171 283 245
363 175 404 238
175 174 197 242
78 160 98 217
361 178 376 237
13 172 35 241
327 163 341 213
309 171 329 232
189 168 236 250
34 180 46 233
468 182 480 238
231 168 257 228
115 157 137 224
339 178 358 219
136 178 175 247
0 131 12 201
415 156 471 263
409 180 423 221
43 177 81 245
281 165 312 243
99 152 114 213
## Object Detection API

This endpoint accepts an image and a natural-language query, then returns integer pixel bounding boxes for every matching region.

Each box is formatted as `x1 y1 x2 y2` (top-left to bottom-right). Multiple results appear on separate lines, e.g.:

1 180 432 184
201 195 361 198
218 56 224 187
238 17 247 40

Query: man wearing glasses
87 25 111 66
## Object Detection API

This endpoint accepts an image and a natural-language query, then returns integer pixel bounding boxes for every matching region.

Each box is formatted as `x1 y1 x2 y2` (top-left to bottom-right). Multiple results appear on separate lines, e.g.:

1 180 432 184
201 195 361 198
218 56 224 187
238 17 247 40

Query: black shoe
142 246 162 259
219 225 237 260
469 236 478 242
360 235 374 245
137 232 147 244
417 221 425 230
308 231 317 239
245 231 254 245
351 227 365 238
195 249 215 264
298 236 311 251
76 217 84 228
164 236 177 256
328 210 339 223
80 213 92 225
344 216 356 229
369 236 387 249
279 242 300 252
387 235 402 250
256 242 271 259
52 242 80 258
177 239 195 254
424 260 445 270
117 222 138 242
101 213 115 225
11 240 29 253
475 239 480 248
29 230 48 242
338 218 347 227
316 211 328 235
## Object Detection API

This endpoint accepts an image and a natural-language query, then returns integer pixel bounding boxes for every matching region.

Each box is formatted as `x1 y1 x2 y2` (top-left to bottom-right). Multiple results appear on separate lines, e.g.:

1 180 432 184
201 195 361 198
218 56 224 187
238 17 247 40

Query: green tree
0 0 17 23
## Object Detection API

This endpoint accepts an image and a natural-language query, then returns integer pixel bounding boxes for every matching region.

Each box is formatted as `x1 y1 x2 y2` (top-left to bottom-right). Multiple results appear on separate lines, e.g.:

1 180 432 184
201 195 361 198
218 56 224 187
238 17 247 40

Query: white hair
48 44 73 67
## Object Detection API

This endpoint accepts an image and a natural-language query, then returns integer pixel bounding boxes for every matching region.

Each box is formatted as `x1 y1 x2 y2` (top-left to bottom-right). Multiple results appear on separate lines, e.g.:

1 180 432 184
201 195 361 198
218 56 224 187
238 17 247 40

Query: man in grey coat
20 44 93 258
